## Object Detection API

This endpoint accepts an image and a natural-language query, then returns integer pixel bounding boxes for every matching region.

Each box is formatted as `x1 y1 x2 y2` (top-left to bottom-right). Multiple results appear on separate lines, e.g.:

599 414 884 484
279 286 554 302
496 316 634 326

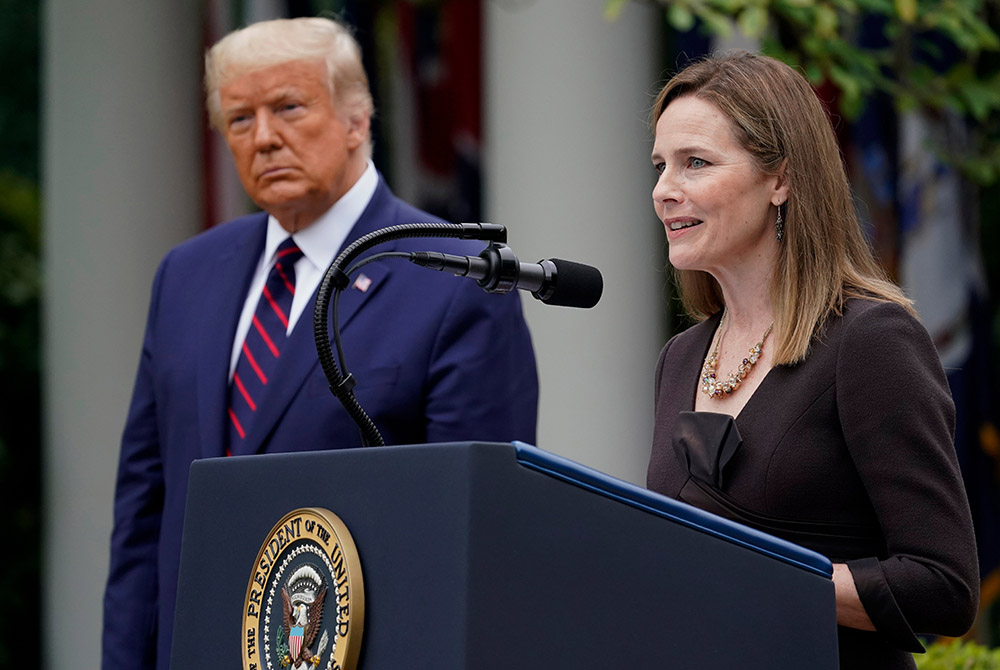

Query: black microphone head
538 259 603 308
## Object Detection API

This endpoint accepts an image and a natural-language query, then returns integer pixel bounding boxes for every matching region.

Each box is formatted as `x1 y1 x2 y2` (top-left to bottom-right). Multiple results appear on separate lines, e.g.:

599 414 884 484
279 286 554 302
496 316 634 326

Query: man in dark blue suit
101 17 537 670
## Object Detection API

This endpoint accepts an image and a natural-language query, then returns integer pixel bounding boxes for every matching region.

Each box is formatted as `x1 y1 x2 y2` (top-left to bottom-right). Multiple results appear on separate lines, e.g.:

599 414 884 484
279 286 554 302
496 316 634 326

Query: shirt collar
263 160 379 271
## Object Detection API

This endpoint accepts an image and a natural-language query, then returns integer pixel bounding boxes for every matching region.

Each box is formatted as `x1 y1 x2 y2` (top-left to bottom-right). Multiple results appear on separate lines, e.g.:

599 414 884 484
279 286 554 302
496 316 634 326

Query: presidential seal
243 508 364 670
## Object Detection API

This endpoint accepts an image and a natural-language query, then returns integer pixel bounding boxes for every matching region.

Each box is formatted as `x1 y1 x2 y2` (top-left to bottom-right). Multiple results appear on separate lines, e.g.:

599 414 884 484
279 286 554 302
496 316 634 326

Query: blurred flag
372 0 483 222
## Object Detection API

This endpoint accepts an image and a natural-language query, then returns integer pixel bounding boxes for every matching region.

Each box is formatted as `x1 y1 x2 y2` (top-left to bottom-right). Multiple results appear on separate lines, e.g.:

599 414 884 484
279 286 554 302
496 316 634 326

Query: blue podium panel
171 442 838 670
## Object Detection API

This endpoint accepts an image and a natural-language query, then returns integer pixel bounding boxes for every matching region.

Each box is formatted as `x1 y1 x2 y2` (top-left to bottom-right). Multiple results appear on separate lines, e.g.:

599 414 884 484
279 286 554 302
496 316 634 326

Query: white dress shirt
228 161 379 378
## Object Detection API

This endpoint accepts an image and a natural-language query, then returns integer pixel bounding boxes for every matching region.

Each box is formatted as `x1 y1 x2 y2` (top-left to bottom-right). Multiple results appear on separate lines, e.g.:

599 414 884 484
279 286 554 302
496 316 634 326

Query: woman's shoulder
842 296 913 320
829 297 944 385
837 297 927 342
793 298 930 379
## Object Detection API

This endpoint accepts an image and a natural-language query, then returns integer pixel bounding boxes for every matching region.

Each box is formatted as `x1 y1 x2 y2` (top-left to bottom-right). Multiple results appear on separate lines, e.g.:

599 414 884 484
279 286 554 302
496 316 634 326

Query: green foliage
0 0 39 181
0 0 41 666
0 171 41 312
914 640 1000 669
0 175 41 670
276 624 290 665
611 0 1000 185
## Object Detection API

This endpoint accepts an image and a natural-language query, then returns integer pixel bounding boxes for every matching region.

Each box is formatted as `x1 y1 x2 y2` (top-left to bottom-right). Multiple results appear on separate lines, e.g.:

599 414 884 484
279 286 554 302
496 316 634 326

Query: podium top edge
199 441 832 578
512 441 834 579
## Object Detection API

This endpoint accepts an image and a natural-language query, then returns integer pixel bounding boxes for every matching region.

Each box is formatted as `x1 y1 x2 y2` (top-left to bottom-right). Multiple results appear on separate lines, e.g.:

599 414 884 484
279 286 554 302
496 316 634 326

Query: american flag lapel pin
353 273 373 293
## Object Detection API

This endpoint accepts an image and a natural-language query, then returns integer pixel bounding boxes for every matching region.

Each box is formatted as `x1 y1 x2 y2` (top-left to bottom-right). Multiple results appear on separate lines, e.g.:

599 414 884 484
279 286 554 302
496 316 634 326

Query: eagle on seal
281 565 328 668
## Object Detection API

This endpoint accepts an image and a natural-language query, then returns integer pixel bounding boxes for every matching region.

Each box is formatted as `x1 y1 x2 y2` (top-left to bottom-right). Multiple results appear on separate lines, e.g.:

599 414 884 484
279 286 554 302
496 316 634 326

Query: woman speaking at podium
645 51 978 669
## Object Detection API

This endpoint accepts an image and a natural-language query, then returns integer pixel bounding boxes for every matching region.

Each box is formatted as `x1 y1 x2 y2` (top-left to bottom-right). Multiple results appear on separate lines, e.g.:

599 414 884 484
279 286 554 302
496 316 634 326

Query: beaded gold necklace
701 310 774 399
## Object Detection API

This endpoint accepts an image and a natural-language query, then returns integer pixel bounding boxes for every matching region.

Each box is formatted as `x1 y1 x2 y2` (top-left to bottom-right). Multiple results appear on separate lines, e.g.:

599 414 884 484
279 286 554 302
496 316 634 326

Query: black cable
331 251 412 389
313 222 506 448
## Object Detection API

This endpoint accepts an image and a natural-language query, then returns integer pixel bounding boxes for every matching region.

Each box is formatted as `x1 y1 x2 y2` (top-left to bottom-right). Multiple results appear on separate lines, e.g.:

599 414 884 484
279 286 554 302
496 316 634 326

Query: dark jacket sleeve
102 256 169 670
837 301 978 648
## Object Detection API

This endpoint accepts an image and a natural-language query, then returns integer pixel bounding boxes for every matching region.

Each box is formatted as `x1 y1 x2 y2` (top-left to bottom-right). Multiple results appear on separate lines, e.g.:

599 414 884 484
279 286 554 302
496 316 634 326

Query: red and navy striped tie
227 237 304 454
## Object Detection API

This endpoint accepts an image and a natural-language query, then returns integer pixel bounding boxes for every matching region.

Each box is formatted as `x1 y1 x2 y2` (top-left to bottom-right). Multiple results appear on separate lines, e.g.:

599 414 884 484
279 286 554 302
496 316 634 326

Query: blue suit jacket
101 178 538 670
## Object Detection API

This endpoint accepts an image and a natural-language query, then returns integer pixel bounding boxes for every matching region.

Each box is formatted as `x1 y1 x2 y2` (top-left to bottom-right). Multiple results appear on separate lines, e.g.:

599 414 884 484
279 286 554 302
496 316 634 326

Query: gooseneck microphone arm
313 222 507 448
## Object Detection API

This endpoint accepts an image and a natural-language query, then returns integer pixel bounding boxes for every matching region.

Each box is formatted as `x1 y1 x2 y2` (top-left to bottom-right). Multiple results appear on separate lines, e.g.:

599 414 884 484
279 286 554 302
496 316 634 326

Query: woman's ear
771 159 789 206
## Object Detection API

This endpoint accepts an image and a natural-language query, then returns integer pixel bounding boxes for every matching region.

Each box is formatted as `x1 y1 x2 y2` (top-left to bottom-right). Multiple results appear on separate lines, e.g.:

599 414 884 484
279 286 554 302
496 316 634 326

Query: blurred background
2 0 999 666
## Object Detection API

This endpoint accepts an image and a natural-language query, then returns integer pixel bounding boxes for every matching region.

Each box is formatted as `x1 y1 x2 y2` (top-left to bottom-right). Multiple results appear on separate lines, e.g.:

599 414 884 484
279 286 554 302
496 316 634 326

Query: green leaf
895 91 919 114
805 62 824 83
829 0 860 13
961 13 1000 50
839 91 865 119
667 3 697 32
931 12 979 51
815 4 839 38
737 5 769 38
775 2 813 28
894 0 916 23
828 64 864 118
714 0 750 13
913 640 1000 668
959 80 1000 122
603 0 630 21
852 0 895 13
697 6 734 37
775 0 813 8
800 33 825 55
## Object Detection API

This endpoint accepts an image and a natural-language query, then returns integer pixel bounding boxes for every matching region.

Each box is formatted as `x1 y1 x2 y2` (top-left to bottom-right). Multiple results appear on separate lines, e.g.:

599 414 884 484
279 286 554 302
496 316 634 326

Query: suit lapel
197 215 268 459
242 176 403 455
332 178 403 333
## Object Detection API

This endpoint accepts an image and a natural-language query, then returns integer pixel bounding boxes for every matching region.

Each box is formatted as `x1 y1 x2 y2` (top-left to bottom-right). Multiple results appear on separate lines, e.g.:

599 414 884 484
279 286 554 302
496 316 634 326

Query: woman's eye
654 162 666 175
689 157 707 169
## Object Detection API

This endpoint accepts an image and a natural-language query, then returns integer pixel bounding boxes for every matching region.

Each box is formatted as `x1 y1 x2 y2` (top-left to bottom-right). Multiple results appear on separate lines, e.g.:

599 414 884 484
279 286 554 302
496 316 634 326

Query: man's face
218 59 367 231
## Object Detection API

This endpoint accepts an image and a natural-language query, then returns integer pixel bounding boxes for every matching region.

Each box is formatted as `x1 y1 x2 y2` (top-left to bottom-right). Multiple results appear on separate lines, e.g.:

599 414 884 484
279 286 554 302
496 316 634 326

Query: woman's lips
665 218 702 231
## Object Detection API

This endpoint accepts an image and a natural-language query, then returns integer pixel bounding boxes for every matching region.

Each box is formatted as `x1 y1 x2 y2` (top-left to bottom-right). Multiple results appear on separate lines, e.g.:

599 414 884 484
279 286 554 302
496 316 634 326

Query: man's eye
228 114 252 131
689 157 707 168
654 162 666 175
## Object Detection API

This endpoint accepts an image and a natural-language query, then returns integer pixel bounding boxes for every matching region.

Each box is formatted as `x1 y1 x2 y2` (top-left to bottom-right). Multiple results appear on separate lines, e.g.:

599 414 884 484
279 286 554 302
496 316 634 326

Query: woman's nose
652 168 682 204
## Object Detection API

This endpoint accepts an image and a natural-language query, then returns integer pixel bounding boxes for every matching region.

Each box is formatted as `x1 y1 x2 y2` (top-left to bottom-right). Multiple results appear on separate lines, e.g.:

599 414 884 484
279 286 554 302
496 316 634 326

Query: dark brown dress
647 299 978 670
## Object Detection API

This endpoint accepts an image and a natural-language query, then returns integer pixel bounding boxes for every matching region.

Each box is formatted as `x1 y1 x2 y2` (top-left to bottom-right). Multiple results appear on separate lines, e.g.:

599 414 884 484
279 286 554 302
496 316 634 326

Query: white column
485 0 666 483
42 1 203 666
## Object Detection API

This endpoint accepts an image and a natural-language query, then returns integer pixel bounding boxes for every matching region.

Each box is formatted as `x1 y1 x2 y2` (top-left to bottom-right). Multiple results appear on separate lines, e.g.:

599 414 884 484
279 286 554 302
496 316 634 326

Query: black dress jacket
647 299 978 670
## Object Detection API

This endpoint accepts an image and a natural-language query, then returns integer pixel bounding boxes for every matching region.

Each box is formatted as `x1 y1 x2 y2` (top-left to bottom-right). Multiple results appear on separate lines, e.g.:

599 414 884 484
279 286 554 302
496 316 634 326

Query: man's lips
257 166 296 179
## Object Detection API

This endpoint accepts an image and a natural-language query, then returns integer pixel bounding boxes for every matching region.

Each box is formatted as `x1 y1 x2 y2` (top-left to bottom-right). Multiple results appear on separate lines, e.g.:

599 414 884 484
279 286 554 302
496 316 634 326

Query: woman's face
651 95 786 284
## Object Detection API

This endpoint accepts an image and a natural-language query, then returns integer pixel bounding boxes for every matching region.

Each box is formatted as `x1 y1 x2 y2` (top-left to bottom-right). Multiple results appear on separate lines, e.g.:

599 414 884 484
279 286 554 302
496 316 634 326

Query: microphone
410 243 603 308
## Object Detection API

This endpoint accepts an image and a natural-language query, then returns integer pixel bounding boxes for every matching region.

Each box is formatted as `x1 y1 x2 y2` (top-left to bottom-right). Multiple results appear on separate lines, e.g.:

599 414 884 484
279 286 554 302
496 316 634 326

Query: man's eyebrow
220 102 250 118
264 87 308 103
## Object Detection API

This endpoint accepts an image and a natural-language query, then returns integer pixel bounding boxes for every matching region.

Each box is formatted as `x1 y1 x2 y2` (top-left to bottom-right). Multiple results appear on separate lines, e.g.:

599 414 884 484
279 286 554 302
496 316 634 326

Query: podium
170 441 838 669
